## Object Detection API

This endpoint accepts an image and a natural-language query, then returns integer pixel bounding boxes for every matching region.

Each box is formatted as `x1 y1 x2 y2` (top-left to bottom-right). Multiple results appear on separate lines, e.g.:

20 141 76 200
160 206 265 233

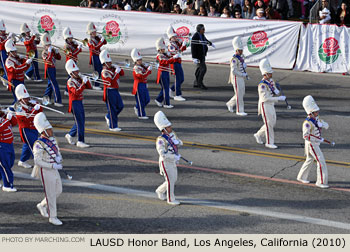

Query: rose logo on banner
37 15 56 37
318 37 341 64
247 31 269 55
176 26 191 46
103 20 122 44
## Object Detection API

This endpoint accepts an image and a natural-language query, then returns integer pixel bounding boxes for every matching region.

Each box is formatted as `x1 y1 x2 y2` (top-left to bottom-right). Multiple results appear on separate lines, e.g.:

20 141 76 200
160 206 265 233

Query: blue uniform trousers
11 79 22 104
105 88 124 129
171 62 184 96
135 83 150 117
25 50 41 81
20 128 38 162
0 50 8 80
156 71 170 105
0 142 15 188
44 67 62 104
92 55 102 87
69 100 85 142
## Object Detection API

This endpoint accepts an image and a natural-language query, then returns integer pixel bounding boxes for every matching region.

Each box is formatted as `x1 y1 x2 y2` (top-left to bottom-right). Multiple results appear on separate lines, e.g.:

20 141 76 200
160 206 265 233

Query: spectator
130 0 146 10
172 3 183 13
253 7 266 19
319 0 335 23
182 0 198 14
270 0 288 19
335 1 350 26
214 0 225 13
124 2 132 10
296 0 307 19
242 0 255 18
177 0 188 9
146 0 158 11
198 4 208 15
208 4 220 16
265 6 281 19
195 0 205 10
156 0 171 12
221 6 233 17
254 0 267 10
234 9 243 18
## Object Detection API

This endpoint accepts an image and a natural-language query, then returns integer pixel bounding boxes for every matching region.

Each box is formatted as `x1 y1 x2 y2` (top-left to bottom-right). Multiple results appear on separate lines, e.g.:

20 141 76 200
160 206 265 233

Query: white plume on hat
5 39 16 53
15 84 30 100
0 20 5 31
99 49 112 64
155 37 166 50
259 58 273 75
131 48 142 62
63 27 73 40
154 111 172 131
166 25 177 39
232 36 243 51
41 33 51 45
86 22 97 35
65 59 79 75
20 23 30 34
34 112 52 134
302 95 320 114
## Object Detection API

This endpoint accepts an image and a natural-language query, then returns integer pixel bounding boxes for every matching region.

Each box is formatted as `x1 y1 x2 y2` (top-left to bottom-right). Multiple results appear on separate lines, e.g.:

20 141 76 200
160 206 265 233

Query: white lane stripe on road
14 171 350 231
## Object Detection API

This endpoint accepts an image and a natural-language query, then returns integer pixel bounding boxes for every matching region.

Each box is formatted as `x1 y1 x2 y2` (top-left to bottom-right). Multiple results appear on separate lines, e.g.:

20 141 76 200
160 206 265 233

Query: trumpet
80 71 107 85
97 31 113 39
73 37 89 47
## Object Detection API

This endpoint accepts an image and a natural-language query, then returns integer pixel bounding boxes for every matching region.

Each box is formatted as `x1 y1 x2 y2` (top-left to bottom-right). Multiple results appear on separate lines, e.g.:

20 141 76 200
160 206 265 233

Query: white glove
211 43 216 49
322 121 329 130
193 58 200 64
242 72 248 77
317 121 323 128
6 113 12 121
174 154 181 162
34 104 41 111
55 156 62 164
54 48 59 54
7 32 13 39
274 89 280 95
278 96 286 101
83 76 89 84
243 63 247 69
53 163 63 170
100 36 105 43
115 66 121 74
47 46 52 53
182 40 187 47
147 65 152 71
172 139 180 145
26 58 33 65
320 138 324 143
78 44 82 50
172 54 180 59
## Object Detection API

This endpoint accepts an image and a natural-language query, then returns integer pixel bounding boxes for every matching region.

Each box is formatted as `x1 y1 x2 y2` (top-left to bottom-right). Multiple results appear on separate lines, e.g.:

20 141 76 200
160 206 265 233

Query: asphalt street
1 48 350 234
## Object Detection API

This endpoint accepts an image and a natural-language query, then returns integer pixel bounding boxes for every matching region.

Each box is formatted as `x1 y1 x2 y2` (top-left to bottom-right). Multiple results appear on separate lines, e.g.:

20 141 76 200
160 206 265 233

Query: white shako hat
131 48 142 62
86 22 97 35
34 112 52 134
41 32 51 45
63 27 73 40
65 59 79 75
232 36 243 51
20 23 31 33
166 25 177 39
155 37 166 50
154 111 172 131
5 39 16 52
303 95 320 114
99 49 112 64
0 20 6 31
15 84 30 100
259 58 273 75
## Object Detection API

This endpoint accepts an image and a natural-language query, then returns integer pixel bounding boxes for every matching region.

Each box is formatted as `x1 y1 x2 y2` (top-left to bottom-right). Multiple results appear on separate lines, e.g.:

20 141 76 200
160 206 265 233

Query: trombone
26 50 54 66
96 31 113 39
14 96 65 116
73 37 89 47
80 71 107 85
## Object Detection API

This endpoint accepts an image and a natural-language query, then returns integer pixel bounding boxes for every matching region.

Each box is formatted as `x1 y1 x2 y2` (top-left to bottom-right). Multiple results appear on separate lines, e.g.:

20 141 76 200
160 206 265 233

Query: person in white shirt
253 8 266 20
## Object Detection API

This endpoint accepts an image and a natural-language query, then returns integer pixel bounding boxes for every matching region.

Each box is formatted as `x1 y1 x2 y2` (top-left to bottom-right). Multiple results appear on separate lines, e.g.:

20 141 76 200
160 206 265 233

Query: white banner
0 1 300 69
294 24 350 73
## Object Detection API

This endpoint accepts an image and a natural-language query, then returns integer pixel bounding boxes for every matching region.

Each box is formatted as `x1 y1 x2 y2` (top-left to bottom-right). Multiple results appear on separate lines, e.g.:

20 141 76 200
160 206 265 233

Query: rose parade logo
175 26 191 46
37 15 56 37
31 9 62 41
318 37 341 64
102 20 122 44
247 31 269 55
99 14 128 48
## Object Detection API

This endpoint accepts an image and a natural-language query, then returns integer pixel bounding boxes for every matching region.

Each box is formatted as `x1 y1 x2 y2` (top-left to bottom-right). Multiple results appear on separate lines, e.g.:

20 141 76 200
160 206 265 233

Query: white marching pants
227 76 245 113
297 142 328 186
157 160 178 203
39 168 62 218
256 103 276 145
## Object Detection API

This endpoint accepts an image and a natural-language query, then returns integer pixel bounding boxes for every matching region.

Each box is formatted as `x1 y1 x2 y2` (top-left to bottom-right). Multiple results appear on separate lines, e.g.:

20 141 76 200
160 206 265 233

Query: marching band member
0 19 10 84
63 27 82 96
5 39 32 103
15 84 43 169
131 48 152 119
100 49 124 131
155 37 178 109
154 111 182 205
65 59 92 148
21 23 42 82
86 22 107 90
32 112 63 225
41 33 63 107
0 109 17 192
226 36 248 116
253 59 286 149
166 25 187 101
297 95 330 189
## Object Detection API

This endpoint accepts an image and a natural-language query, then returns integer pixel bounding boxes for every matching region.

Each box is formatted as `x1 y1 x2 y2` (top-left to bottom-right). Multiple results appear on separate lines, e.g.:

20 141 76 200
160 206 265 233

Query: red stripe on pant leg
161 161 172 202
40 168 50 217
235 76 239 112
310 144 324 184
261 102 270 144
